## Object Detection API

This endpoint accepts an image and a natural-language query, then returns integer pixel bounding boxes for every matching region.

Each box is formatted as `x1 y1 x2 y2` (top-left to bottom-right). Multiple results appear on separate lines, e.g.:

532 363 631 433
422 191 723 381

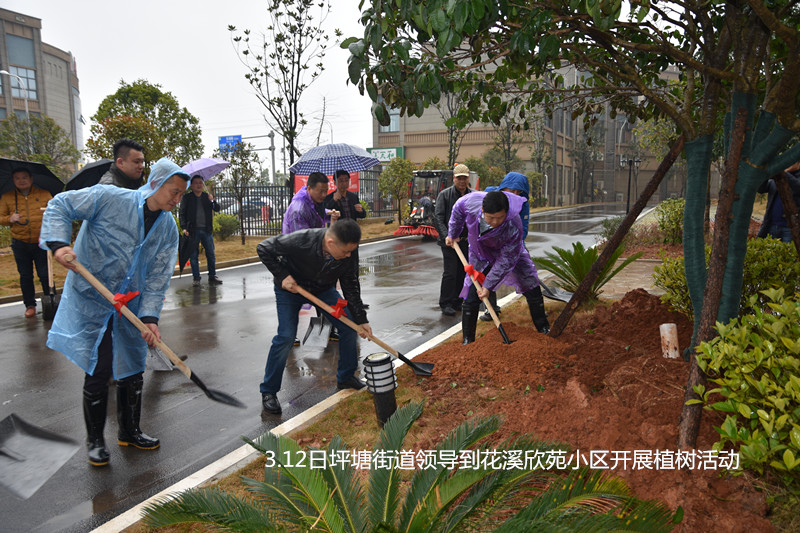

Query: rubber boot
117 376 160 450
83 389 110 467
525 286 550 334
462 309 478 345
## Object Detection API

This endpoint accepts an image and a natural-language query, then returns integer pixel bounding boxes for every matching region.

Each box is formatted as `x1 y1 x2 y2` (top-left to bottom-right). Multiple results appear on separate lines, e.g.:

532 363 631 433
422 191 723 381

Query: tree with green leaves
89 79 203 166
420 155 448 170
142 402 680 532
0 114 79 180
213 142 260 245
85 115 165 168
229 0 338 166
378 156 416 222
345 0 800 448
435 91 472 167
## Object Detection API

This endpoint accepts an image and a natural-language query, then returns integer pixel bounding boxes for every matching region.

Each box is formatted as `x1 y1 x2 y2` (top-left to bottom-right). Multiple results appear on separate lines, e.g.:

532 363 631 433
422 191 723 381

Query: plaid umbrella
182 158 230 181
288 143 380 175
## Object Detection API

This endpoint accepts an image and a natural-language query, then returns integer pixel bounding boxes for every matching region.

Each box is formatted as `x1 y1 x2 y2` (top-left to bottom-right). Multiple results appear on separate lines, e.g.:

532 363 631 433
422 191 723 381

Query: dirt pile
414 289 774 532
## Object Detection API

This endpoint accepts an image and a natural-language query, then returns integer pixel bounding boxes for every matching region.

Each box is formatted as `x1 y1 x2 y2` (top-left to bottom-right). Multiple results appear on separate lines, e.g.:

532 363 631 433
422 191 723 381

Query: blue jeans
12 239 50 308
189 228 216 279
766 225 793 243
259 285 359 395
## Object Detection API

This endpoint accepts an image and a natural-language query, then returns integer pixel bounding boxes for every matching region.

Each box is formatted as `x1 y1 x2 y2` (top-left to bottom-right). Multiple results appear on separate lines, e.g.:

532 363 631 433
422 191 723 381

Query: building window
8 66 37 100
379 106 400 133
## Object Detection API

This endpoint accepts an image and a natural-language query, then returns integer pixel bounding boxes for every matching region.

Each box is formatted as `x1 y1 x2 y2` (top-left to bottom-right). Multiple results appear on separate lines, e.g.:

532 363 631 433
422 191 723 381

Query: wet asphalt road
0 204 625 532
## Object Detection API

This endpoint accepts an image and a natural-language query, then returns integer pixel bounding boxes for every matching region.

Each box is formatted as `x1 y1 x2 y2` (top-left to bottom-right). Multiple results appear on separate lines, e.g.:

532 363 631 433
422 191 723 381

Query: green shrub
213 213 240 241
691 289 800 486
359 199 371 218
653 238 800 320
598 215 624 244
534 241 643 301
655 197 684 244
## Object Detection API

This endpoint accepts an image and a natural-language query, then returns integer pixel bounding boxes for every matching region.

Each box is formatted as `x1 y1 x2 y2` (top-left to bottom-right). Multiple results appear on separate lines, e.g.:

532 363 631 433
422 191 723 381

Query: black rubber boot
83 389 110 466
525 286 550 334
117 376 160 450
462 309 478 345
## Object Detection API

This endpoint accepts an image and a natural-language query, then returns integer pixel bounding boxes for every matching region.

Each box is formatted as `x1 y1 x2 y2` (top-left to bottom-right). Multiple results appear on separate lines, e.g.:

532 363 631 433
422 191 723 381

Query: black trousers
439 241 468 309
11 239 50 308
84 317 142 395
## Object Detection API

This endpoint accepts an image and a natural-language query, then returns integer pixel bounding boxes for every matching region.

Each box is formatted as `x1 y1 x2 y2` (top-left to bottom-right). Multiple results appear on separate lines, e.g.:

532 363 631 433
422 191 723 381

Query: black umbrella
65 159 112 191
0 158 64 197
178 233 194 275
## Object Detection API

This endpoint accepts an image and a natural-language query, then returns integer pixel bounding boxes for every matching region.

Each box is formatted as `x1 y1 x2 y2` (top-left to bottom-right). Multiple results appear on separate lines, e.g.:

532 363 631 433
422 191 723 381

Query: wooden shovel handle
294 285 400 358
66 256 192 379
451 243 503 328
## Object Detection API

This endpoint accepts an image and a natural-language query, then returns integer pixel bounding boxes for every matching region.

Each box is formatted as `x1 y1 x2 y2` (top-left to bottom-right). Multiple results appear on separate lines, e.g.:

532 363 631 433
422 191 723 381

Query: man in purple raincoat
446 190 549 344
283 172 339 233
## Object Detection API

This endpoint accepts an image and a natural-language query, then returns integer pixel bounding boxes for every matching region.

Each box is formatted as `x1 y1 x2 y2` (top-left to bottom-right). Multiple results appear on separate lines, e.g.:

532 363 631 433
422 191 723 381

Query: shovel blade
302 316 332 347
0 414 79 499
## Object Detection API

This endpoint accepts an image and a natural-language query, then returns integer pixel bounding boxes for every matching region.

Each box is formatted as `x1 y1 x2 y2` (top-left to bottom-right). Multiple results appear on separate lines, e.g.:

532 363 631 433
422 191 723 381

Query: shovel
452 243 513 344
0 413 79 499
294 285 435 377
41 250 61 321
540 280 573 303
302 309 332 347
66 256 245 409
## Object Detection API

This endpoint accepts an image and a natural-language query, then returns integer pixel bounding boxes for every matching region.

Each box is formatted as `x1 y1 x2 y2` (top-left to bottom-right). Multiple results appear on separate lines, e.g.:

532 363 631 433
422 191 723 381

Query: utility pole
267 130 276 184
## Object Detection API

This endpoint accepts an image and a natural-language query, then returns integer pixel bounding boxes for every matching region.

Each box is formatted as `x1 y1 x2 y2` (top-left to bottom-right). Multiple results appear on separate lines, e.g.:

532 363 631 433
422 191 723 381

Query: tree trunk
549 136 685 337
775 171 800 255
678 107 746 449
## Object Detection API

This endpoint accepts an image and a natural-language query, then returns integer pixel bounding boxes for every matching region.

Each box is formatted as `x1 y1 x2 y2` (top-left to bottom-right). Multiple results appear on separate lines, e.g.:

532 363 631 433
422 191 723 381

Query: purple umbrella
182 158 230 181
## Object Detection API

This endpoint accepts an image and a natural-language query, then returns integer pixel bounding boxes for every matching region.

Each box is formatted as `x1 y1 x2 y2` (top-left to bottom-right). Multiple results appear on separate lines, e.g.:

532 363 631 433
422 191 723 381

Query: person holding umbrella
98 139 145 189
179 175 222 286
0 167 52 317
41 157 189 467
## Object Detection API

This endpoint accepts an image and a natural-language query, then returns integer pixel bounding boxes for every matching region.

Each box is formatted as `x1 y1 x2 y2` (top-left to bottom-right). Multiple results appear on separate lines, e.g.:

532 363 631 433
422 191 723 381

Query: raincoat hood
497 172 530 198
138 157 190 199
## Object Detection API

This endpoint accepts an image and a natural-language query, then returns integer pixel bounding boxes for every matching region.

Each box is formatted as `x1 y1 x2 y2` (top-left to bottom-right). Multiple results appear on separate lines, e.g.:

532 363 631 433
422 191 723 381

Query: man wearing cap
41 157 189 467
434 164 472 316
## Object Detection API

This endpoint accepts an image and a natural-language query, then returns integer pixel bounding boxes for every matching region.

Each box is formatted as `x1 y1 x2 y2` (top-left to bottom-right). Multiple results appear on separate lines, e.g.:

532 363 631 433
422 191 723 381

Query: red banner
293 172 360 194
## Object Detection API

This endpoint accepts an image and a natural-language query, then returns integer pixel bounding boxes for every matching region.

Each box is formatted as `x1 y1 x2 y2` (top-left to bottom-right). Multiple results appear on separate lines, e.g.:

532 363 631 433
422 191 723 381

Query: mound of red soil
413 289 774 532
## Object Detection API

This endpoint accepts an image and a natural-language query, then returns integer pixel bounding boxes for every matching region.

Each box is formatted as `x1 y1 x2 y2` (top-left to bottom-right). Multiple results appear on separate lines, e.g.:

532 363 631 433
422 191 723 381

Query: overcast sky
7 0 374 173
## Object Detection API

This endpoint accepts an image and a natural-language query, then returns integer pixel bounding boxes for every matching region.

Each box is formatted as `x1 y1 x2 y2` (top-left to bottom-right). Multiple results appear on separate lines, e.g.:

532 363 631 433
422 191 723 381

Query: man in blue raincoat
41 157 189 467
446 190 549 344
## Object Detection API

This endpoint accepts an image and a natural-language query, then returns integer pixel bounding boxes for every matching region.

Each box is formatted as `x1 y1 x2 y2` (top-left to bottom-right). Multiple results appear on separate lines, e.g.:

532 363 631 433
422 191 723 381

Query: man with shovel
257 219 372 415
446 190 549 344
41 157 189 467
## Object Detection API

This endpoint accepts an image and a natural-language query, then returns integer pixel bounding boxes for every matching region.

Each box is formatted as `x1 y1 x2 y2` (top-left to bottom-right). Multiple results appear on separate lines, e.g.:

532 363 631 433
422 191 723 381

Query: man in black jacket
179 176 222 286
324 169 367 220
434 164 472 316
98 138 145 189
256 219 372 414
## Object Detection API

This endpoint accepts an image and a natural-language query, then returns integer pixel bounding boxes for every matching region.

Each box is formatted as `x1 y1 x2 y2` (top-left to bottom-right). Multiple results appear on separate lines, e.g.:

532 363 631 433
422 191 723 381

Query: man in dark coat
434 164 471 316
757 162 800 242
179 176 222 285
256 219 372 415
98 138 145 189
324 169 367 221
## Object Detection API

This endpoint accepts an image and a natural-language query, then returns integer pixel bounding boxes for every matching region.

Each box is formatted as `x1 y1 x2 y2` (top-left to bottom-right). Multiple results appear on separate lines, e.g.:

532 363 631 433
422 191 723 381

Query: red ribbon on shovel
464 264 485 285
113 291 139 316
330 298 348 318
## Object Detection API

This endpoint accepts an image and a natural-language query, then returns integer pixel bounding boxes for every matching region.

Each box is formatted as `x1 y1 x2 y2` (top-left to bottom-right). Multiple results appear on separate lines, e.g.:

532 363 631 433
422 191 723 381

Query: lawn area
0 217 401 300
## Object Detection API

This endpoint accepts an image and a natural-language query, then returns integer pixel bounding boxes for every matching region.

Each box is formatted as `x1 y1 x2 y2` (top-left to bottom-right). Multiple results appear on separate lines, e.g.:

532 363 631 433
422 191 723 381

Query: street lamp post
0 70 32 154
620 157 641 214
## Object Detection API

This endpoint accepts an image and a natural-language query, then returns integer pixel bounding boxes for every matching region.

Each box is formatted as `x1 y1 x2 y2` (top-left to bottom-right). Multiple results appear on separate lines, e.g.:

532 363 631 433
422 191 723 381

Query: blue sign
218 135 242 150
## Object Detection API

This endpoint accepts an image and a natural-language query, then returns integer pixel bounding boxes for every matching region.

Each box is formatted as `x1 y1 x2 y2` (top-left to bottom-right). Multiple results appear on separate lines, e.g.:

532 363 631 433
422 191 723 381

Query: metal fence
213 171 396 236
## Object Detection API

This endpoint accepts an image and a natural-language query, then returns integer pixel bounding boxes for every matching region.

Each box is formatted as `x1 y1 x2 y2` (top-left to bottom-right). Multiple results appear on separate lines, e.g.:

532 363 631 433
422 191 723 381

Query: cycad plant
534 241 643 301
142 401 679 532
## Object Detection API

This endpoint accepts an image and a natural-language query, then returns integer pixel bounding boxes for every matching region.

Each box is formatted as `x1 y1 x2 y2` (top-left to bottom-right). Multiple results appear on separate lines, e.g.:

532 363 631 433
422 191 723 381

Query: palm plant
534 241 643 301
142 401 679 532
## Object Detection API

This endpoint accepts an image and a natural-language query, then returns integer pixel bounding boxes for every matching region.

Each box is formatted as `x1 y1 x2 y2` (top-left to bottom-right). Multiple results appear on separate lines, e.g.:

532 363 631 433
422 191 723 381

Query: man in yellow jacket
0 166 52 317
